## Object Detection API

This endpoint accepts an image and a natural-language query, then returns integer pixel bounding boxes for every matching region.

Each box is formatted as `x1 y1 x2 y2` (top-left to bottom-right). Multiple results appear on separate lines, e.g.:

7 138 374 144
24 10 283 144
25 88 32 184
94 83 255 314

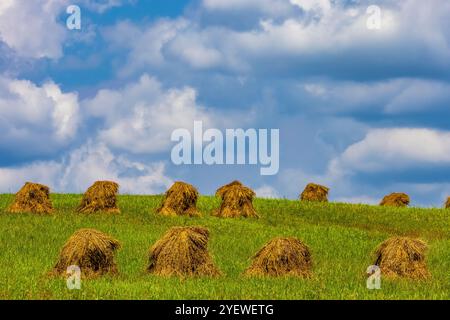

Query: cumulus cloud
83 74 242 154
107 0 450 79
59 142 172 193
290 0 331 13
333 195 378 205
0 76 79 159
294 78 450 116
0 0 132 59
200 0 333 20
81 0 131 13
165 32 223 69
103 19 190 76
278 167 331 198
255 184 280 198
202 0 293 16
278 127 450 204
383 80 450 114
329 128 450 176
0 142 172 194
0 0 14 13
0 160 62 193
2 0 450 206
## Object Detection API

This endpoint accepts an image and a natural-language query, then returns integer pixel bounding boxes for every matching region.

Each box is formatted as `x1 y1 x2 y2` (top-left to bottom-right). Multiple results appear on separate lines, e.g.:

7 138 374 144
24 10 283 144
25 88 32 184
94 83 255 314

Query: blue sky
1 0 450 207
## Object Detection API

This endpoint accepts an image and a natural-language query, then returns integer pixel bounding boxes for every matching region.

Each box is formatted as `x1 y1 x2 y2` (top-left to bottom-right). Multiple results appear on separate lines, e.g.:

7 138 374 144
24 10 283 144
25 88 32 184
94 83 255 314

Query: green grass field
0 194 448 300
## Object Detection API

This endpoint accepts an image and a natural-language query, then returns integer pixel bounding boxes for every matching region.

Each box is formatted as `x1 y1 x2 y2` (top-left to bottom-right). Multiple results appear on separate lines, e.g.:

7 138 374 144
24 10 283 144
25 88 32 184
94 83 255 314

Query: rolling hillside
0 194 448 300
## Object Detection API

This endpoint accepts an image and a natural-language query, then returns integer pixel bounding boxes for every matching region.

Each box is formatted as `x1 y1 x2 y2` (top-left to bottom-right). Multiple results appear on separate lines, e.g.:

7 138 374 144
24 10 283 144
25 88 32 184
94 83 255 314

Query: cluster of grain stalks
2 181 432 279
1 179 438 282
244 237 312 278
8 182 53 214
379 193 410 208
77 181 120 214
7 181 120 215
300 183 329 202
147 226 221 277
157 182 200 217
373 237 429 279
213 180 259 218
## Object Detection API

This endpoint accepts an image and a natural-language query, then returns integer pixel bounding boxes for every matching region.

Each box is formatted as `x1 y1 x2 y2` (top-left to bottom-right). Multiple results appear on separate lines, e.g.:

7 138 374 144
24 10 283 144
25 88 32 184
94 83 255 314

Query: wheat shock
171 121 280 176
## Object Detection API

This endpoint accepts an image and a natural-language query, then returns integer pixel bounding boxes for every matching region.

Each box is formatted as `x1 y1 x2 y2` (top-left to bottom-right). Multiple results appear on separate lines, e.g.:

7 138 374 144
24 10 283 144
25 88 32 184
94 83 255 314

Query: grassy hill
0 194 448 300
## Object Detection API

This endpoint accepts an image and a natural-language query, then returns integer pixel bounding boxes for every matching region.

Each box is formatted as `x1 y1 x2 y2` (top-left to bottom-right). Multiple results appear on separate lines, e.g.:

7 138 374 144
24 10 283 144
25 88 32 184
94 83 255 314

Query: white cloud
230 8 398 59
166 32 223 69
278 167 331 198
104 19 189 75
0 0 130 59
0 0 14 13
97 85 210 153
383 80 450 114
255 184 280 198
0 142 172 194
0 160 62 193
43 82 79 141
295 78 450 116
0 0 67 59
303 83 326 96
0 76 79 156
110 0 450 78
290 0 331 13
276 126 450 206
329 128 450 175
334 195 378 205
202 0 292 15
83 74 239 154
81 0 130 13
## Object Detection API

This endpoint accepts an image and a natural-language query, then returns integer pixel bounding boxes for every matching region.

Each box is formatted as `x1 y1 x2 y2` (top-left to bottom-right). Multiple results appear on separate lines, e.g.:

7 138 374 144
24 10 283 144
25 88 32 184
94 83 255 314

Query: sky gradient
1 0 450 207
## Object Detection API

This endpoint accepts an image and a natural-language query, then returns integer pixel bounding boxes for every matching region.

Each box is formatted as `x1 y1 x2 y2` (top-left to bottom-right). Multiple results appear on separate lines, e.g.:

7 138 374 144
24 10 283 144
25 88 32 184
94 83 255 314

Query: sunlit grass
0 194 448 299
